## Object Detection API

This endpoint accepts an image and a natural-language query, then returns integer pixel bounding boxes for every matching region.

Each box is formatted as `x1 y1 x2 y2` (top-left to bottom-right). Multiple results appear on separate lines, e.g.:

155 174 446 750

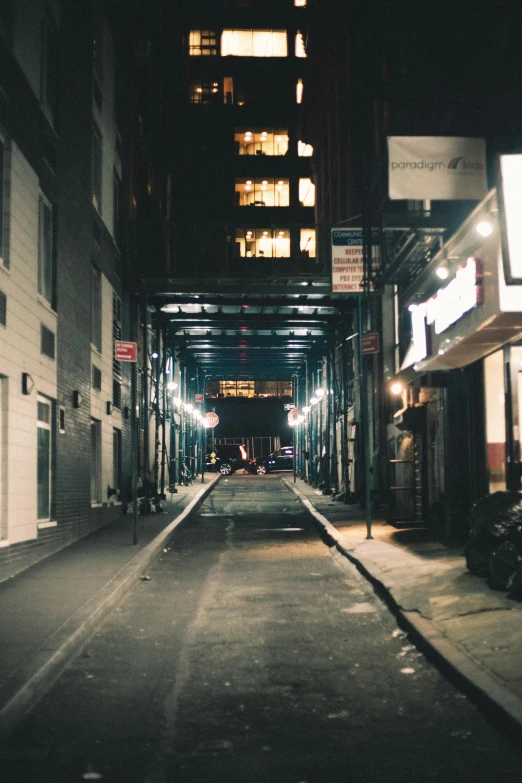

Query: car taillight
240 445 247 460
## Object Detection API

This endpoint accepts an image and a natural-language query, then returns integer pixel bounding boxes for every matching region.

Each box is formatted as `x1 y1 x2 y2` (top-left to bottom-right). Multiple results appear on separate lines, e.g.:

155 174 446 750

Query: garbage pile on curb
465 491 522 592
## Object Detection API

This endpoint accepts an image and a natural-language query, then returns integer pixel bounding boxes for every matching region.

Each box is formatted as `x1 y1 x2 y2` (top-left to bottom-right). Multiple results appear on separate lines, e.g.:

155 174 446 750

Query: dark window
41 14 57 125
113 169 122 247
92 123 102 212
38 195 54 304
41 324 55 359
92 364 102 390
59 406 65 432
113 379 122 409
0 289 6 326
91 266 102 350
113 428 121 491
0 138 5 266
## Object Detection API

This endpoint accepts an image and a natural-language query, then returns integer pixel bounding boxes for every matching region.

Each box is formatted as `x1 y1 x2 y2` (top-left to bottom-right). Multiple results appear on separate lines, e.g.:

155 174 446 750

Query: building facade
0 0 135 580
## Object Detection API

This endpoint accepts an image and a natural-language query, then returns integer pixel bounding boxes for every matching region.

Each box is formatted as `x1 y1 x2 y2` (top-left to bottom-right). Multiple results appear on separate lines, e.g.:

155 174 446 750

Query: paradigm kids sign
331 228 380 293
388 137 487 201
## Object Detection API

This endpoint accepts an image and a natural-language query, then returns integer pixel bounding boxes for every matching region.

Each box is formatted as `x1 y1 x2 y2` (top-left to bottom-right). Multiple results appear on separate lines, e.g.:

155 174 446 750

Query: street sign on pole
115 341 137 362
205 412 219 428
195 394 204 403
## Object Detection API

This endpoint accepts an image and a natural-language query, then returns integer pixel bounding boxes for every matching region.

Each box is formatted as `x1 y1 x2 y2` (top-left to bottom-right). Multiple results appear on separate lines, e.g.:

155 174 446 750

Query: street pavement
283 476 522 741
0 469 522 743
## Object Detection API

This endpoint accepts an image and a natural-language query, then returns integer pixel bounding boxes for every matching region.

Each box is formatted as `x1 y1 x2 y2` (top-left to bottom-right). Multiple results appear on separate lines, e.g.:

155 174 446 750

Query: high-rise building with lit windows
146 0 319 282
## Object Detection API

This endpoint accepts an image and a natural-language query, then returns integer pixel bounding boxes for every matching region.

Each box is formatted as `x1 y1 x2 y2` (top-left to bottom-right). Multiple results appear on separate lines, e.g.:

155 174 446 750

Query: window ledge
37 295 57 316
37 520 58 529
91 503 103 508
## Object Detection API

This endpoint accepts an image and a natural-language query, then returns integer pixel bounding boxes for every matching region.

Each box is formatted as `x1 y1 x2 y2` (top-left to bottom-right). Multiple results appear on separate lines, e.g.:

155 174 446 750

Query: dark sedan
250 446 294 475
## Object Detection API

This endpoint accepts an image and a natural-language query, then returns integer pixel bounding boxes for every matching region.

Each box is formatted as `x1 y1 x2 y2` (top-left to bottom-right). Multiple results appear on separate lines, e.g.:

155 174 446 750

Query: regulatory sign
331 228 380 294
114 341 137 362
195 394 204 403
287 407 299 423
362 332 380 354
205 412 219 428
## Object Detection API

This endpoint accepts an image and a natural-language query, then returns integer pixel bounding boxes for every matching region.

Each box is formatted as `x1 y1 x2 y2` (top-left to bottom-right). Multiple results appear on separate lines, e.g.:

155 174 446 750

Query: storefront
389 177 522 539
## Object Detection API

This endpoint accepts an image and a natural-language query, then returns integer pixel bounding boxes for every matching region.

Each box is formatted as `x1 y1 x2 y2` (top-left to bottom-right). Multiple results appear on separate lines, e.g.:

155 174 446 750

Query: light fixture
390 382 403 395
73 390 83 408
476 220 493 237
151 351 159 359
172 396 182 407
106 401 113 415
22 372 34 395
315 388 325 398
167 381 178 391
436 266 449 280
184 403 194 413
302 405 311 414
310 396 319 405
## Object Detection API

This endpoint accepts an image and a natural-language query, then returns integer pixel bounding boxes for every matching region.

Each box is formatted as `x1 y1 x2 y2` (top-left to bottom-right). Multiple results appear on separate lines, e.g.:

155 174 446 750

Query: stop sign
205 412 219 428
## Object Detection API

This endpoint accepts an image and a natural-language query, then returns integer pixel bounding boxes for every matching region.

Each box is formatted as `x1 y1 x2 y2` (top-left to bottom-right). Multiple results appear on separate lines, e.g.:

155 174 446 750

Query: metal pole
131 359 138 545
143 296 150 514
357 296 373 539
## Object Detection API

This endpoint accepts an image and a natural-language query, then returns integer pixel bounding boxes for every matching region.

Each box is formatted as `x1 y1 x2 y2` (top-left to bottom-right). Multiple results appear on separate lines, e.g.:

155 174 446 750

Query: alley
3 476 522 782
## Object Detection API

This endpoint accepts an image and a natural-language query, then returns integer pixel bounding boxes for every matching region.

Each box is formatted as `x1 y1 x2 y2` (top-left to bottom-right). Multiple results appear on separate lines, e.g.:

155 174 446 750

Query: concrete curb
0 475 220 741
284 478 522 740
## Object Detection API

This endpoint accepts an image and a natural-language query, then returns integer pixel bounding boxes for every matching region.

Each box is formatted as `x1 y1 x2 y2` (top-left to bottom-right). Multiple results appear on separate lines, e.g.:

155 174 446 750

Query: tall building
0 0 134 579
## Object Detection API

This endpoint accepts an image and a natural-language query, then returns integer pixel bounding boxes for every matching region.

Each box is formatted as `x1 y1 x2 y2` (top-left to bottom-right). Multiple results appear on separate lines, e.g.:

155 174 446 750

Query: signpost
114 340 138 544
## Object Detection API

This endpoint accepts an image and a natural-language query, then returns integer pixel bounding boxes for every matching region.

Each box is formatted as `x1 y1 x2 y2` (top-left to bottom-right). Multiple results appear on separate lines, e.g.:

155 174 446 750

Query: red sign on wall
114 341 137 362
195 394 204 403
362 333 380 354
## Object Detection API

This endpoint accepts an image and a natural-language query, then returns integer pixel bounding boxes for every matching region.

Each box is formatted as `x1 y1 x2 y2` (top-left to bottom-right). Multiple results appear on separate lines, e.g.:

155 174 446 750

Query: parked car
205 444 249 475
250 446 294 475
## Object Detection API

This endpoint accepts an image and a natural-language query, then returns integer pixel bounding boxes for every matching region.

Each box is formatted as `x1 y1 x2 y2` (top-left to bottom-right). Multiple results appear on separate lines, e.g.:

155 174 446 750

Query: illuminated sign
410 257 484 360
499 154 522 284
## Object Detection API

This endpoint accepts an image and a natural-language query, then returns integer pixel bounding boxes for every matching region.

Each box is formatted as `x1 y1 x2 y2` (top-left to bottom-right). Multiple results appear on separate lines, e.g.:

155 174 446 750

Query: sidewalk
284 476 522 740
0 475 220 740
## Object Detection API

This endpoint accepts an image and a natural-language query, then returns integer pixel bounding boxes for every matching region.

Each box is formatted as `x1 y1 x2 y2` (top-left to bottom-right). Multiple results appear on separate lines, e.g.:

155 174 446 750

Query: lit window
189 80 220 104
294 0 307 6
189 30 217 56
234 128 288 155
235 228 290 258
295 31 307 58
299 178 315 207
221 30 287 57
235 178 289 207
300 228 316 258
298 140 313 157
296 78 303 103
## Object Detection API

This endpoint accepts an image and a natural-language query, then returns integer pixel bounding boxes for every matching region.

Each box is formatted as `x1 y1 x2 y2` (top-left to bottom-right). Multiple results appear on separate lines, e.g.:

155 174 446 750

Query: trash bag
488 540 521 591
464 539 490 577
468 492 522 543
507 561 522 594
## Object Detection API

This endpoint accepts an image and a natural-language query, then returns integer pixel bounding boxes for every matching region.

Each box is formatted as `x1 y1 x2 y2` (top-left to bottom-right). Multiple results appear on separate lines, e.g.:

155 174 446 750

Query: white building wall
0 142 57 545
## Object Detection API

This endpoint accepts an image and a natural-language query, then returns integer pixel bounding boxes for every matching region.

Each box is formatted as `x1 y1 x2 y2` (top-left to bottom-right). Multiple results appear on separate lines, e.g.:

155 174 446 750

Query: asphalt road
3 475 522 782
